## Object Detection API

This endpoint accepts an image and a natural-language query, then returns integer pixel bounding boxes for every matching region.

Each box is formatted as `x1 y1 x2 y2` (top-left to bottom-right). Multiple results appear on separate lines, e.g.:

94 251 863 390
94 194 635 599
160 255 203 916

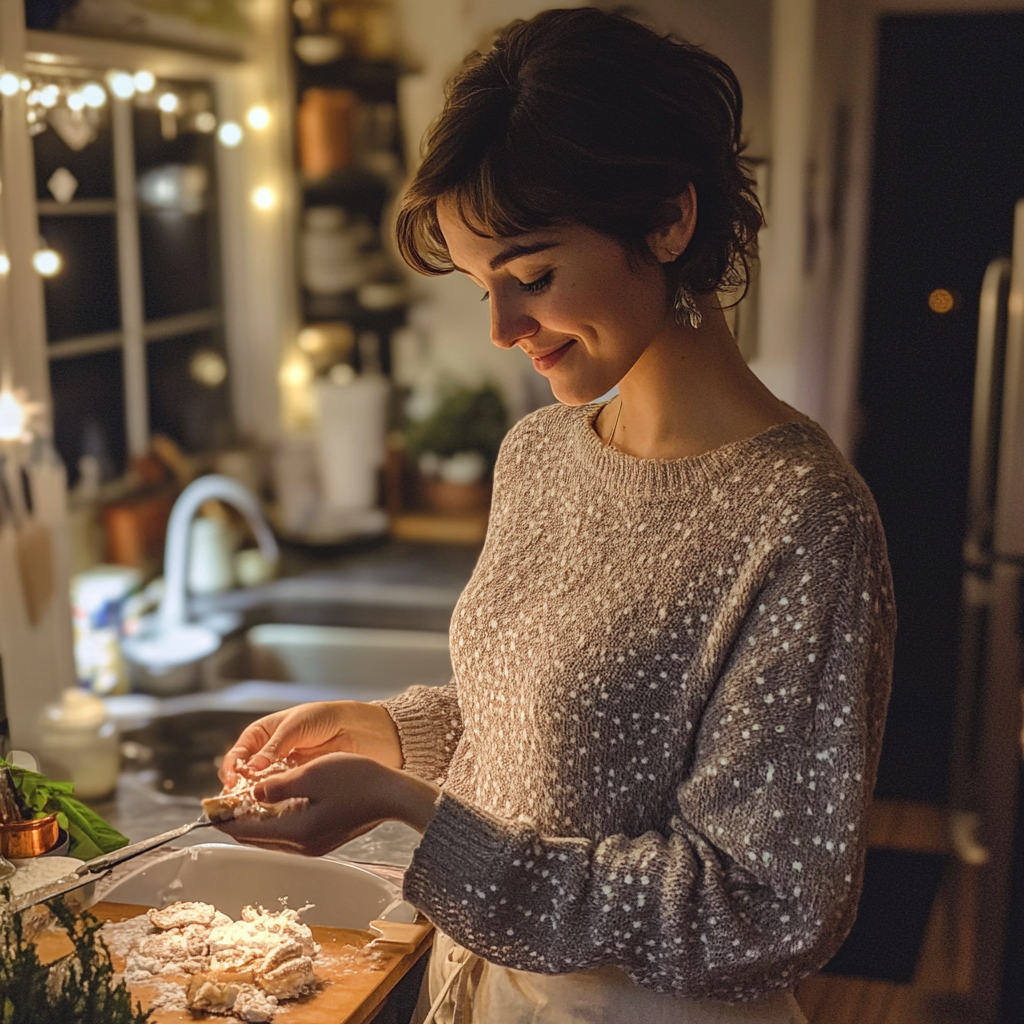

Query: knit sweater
382 402 895 1002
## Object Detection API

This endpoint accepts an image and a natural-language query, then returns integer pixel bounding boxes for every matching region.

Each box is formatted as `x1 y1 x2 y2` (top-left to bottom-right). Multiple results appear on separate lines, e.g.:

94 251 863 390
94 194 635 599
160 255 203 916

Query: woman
218 9 895 1022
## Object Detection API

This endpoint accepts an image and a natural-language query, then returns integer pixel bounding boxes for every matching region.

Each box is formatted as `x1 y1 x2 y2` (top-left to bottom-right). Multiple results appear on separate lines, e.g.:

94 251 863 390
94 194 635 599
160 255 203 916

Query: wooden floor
795 801 977 1024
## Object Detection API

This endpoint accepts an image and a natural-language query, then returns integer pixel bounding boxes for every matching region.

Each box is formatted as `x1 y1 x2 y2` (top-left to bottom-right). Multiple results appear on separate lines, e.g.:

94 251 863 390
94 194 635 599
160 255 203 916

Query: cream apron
413 932 808 1024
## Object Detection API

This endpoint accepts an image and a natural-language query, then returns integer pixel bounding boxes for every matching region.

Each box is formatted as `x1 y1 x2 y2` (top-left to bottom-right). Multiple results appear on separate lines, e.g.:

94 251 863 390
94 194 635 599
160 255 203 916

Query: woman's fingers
213 797 312 852
218 717 279 786
212 754 396 856
218 705 343 786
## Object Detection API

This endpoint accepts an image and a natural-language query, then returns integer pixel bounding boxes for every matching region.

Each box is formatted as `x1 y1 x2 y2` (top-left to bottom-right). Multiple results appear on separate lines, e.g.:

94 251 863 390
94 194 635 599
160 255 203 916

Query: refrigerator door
949 257 1012 825
993 198 1024 558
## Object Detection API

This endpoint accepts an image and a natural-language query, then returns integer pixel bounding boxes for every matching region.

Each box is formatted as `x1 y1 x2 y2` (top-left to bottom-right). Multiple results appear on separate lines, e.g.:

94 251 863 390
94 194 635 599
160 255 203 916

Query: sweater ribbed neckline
565 402 828 498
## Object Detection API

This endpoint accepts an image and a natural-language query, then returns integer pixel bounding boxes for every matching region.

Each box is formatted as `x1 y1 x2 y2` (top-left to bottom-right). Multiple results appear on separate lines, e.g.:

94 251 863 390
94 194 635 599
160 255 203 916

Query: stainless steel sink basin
203 623 452 698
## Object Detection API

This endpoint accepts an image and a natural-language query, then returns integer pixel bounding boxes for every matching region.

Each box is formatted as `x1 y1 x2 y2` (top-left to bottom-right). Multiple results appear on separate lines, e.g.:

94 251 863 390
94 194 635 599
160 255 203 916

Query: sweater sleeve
402 505 895 1000
378 679 464 785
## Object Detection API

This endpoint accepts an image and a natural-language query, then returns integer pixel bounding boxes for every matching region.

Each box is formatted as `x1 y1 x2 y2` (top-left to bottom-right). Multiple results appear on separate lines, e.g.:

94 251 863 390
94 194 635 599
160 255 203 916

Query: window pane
147 331 232 454
50 349 127 486
134 97 220 321
40 214 121 342
138 211 214 319
33 110 115 200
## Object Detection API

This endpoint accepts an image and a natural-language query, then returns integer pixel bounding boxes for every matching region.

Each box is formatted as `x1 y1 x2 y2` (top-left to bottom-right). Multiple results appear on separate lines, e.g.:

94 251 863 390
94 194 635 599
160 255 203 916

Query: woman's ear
647 182 698 263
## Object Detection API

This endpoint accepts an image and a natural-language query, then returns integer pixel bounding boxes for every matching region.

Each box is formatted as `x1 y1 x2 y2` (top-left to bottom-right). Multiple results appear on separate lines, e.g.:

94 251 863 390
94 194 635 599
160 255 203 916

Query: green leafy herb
404 382 510 475
0 885 152 1023
0 759 128 862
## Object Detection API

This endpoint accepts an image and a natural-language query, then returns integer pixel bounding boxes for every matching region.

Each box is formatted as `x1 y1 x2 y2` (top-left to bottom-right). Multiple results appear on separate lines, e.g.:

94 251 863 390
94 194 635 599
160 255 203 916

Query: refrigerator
949 197 1024 1024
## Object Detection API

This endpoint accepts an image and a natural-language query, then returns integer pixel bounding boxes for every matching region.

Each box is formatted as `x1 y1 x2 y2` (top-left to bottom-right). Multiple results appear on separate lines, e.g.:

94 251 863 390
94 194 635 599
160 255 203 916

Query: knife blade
7 868 110 915
5 813 214 916
77 814 214 875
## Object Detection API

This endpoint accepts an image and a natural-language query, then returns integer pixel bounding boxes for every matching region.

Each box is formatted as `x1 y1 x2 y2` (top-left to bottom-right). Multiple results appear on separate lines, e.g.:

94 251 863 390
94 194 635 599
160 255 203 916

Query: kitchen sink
203 623 452 697
109 623 450 799
102 843 416 929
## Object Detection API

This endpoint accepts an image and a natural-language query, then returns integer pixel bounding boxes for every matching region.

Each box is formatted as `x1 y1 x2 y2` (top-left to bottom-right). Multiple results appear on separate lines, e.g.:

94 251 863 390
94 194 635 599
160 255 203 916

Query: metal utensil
79 813 215 875
8 813 214 914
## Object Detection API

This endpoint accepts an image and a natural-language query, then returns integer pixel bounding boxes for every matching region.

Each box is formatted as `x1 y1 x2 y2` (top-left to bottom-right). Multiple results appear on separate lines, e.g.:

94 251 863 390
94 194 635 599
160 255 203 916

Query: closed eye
519 270 554 294
479 270 555 303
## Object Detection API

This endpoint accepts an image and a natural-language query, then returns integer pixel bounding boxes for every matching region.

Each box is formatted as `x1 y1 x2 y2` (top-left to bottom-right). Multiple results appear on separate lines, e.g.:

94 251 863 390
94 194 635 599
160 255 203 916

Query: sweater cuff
376 688 458 783
403 792 516 908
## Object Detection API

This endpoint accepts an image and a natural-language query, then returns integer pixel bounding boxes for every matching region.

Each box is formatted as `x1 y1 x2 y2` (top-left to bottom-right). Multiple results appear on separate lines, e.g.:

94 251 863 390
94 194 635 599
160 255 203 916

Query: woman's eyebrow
488 240 559 271
450 240 560 277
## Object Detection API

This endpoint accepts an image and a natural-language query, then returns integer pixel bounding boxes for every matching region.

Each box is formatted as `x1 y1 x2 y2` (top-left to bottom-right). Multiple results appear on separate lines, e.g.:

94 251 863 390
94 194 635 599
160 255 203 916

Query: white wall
617 0 771 161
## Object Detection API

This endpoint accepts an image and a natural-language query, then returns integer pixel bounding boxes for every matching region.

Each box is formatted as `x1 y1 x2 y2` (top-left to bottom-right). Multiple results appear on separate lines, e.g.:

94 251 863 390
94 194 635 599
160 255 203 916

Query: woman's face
437 199 672 405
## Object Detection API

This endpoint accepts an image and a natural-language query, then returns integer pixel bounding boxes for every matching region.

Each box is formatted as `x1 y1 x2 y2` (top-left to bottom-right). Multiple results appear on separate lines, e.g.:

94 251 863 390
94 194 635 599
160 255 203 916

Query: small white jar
38 689 121 800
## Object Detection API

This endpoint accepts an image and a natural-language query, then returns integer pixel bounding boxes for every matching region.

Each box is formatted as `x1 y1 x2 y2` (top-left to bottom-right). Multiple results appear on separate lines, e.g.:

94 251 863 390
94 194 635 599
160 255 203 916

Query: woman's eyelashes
479 270 555 303
520 269 554 294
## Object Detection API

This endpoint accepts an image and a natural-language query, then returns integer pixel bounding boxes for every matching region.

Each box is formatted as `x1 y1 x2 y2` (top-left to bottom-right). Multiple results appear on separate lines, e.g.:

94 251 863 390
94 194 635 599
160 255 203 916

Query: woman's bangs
451 152 555 243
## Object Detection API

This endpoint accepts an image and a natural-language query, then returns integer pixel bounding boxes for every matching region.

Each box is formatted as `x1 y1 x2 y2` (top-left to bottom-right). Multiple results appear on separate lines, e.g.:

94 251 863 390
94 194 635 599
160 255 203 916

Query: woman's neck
597 303 802 460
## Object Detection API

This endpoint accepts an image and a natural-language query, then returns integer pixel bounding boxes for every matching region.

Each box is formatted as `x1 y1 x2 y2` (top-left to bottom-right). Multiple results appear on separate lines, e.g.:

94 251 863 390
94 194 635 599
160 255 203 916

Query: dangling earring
673 286 703 329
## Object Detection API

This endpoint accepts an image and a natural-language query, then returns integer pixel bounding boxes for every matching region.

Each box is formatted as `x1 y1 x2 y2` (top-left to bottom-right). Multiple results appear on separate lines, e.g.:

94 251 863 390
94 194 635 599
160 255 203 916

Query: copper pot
0 813 60 858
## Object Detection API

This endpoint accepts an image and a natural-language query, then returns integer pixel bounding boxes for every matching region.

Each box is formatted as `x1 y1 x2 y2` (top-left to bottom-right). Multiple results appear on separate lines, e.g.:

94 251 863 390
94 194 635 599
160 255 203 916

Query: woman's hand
214 753 440 856
218 701 403 788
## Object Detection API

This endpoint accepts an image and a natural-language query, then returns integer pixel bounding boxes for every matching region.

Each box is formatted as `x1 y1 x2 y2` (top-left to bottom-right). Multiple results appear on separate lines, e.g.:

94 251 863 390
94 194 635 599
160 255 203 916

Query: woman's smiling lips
525 338 575 372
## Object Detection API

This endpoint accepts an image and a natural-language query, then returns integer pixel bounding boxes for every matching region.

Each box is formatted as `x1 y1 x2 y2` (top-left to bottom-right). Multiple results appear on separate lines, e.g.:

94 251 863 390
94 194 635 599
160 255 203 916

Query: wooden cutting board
35 901 433 1024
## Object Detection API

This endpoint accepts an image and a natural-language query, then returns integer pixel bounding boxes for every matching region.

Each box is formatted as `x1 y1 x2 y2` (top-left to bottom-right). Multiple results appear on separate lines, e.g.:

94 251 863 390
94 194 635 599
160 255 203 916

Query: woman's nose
489 294 539 349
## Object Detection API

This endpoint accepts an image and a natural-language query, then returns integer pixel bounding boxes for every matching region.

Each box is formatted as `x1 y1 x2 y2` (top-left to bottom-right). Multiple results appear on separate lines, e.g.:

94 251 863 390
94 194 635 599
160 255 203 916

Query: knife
7 813 215 914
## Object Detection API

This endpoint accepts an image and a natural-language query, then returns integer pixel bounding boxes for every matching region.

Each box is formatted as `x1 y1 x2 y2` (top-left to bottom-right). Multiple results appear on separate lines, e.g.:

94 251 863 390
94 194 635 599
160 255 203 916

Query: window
28 65 230 484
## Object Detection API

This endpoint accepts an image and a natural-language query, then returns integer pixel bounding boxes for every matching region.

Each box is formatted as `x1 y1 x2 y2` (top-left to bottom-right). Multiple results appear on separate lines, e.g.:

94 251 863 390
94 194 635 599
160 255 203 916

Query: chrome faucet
159 474 279 633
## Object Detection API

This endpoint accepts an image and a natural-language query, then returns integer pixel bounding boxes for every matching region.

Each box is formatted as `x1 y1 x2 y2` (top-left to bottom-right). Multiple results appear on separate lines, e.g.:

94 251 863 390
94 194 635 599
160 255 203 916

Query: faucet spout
159 474 279 633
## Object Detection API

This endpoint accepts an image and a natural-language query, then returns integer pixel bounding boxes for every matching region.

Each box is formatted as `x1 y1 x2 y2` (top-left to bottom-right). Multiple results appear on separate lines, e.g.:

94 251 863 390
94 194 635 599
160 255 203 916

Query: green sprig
0 886 152 1024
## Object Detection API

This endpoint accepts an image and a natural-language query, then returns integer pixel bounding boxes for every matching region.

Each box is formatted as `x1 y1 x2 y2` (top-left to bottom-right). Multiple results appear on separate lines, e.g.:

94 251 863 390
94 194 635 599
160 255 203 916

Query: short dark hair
396 7 763 298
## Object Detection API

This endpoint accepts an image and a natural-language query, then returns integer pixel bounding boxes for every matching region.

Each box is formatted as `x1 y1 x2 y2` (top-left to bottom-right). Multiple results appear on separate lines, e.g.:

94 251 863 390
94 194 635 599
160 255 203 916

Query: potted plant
404 383 509 516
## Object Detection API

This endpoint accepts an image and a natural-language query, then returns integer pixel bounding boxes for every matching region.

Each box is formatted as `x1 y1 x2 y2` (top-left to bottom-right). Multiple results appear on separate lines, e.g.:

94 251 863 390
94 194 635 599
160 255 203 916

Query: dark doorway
856 13 1024 804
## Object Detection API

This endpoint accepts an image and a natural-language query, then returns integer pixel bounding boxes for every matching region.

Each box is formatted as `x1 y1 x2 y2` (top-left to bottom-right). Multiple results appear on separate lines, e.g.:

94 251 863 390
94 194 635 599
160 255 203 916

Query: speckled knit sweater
382 402 895 1002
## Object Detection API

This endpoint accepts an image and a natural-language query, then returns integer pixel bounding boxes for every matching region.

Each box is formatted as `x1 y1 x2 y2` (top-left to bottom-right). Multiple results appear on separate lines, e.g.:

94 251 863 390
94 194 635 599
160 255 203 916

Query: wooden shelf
390 513 488 546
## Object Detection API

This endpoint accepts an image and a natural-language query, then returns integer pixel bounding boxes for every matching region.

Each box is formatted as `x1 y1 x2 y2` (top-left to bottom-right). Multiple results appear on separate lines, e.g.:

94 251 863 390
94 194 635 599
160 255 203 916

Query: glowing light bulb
33 248 62 276
66 91 86 112
133 70 155 93
82 82 106 108
280 352 312 388
0 255 9 275
194 111 216 133
20 78 30 92
158 92 179 113
0 74 20 97
217 121 243 147
0 392 27 441
107 71 135 99
40 84 59 108
246 105 270 130
189 349 228 387
251 186 276 210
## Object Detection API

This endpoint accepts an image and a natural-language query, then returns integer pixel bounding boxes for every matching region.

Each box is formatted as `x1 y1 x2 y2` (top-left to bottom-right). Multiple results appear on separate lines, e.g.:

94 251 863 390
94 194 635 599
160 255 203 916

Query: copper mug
0 813 60 858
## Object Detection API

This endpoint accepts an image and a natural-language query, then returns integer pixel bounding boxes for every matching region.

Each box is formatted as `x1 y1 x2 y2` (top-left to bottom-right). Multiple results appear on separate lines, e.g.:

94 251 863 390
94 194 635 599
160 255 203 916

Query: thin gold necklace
605 397 623 448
